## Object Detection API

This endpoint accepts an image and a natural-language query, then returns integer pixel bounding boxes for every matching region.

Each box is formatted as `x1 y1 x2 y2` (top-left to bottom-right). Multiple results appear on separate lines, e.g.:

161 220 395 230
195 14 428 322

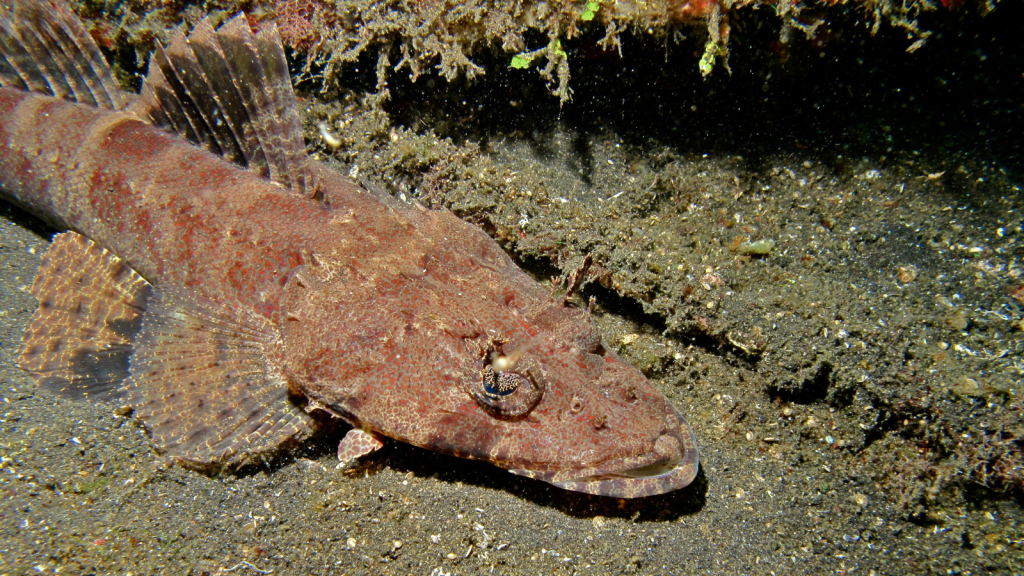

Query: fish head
279 208 698 498
460 298 701 498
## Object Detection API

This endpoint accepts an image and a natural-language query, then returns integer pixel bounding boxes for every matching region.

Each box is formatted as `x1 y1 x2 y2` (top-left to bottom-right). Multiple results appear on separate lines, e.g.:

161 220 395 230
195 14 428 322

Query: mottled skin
0 38 697 497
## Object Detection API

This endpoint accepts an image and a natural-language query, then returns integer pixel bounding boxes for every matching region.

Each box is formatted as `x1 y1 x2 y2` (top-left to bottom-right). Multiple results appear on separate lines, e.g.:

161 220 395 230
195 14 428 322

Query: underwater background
0 0 1021 573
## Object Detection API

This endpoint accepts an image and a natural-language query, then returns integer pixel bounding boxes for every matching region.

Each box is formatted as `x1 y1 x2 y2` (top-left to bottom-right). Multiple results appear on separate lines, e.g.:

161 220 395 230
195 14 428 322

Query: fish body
0 0 698 497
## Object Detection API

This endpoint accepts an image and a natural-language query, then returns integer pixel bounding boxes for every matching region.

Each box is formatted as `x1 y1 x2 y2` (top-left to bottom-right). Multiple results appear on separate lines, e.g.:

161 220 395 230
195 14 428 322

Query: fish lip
510 404 700 498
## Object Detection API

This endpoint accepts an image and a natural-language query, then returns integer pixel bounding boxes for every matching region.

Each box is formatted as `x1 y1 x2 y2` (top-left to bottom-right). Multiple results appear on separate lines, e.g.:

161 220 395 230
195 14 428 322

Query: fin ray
150 40 214 150
137 60 201 144
214 16 307 193
0 39 30 90
164 30 244 163
131 13 314 197
124 287 315 466
0 0 126 109
0 4 72 98
252 24 309 194
19 232 151 401
185 18 268 176
43 0 126 108
0 20 48 92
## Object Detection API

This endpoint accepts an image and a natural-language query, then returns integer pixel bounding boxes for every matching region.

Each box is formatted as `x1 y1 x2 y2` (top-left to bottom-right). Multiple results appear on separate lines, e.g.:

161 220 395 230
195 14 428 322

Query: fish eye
483 367 522 396
468 365 543 420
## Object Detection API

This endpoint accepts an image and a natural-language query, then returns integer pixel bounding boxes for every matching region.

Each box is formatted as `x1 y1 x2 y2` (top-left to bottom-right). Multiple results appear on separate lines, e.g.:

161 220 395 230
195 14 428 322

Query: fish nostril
624 384 639 402
569 396 584 414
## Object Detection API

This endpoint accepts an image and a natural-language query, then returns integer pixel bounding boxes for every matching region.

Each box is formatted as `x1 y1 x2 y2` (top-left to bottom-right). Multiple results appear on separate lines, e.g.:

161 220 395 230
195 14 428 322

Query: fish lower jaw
508 408 700 498
509 449 698 499
550 451 698 497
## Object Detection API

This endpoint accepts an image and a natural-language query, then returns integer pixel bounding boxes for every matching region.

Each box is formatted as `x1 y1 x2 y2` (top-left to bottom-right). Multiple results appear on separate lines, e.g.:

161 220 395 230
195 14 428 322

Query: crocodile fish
0 0 699 498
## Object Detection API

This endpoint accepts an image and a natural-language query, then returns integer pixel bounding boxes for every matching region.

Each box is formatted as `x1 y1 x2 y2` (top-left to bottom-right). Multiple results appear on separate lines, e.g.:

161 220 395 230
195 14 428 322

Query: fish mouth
510 404 700 498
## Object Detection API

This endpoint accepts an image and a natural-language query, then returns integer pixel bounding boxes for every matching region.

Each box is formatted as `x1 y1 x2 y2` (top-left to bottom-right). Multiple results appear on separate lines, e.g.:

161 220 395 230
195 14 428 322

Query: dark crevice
580 280 667 334
383 3 1024 181
860 402 934 450
767 361 834 406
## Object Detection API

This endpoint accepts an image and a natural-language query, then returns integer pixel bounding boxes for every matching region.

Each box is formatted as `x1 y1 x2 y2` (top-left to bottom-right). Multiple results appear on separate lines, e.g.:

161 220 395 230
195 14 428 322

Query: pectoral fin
20 231 316 467
124 285 315 467
19 232 150 401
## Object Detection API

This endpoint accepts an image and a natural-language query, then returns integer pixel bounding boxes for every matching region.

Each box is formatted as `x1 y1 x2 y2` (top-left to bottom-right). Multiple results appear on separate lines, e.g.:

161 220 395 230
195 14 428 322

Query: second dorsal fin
131 14 314 197
0 0 127 109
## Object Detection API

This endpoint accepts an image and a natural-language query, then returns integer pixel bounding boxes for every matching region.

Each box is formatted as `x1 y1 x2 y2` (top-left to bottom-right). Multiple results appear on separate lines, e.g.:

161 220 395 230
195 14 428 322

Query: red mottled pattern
0 87 699 496
0 2 699 496
337 428 385 462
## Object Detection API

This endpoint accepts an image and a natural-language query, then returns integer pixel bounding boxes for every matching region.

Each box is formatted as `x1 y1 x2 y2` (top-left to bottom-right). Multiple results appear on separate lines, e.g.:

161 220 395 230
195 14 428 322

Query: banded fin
132 14 314 197
124 286 315 467
20 232 315 465
19 232 150 401
337 428 385 466
0 0 127 109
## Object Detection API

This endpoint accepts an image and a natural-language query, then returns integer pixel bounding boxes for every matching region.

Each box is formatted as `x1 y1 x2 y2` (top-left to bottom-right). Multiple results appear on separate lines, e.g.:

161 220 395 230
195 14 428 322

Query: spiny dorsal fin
123 286 316 467
132 14 314 197
0 0 127 109
19 232 150 401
